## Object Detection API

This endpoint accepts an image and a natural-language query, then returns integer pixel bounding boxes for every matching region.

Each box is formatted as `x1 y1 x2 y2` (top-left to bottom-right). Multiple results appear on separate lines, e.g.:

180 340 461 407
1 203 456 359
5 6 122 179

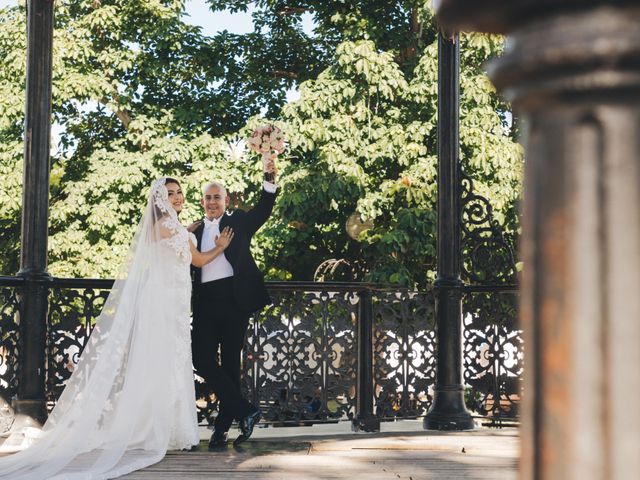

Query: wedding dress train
0 178 199 479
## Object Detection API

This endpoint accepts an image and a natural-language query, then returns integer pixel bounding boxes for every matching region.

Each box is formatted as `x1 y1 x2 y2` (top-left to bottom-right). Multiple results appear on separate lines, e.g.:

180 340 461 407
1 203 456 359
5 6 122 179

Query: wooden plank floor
122 423 519 480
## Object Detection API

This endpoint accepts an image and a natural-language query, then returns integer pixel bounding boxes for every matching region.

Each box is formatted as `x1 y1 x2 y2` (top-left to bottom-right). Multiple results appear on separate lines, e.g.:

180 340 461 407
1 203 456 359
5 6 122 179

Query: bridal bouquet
248 125 285 182
248 124 285 155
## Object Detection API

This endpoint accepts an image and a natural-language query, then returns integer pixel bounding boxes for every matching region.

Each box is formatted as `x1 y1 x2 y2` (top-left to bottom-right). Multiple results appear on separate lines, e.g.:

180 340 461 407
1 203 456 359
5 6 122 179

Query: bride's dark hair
164 177 181 188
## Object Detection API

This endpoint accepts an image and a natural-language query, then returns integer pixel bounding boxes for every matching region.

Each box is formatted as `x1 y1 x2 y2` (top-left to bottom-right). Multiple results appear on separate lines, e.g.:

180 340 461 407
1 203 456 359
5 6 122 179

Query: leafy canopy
0 1 522 288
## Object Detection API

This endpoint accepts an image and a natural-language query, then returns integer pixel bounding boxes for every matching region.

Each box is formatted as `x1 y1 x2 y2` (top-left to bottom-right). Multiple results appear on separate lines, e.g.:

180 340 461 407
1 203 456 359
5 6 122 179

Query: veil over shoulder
0 178 199 479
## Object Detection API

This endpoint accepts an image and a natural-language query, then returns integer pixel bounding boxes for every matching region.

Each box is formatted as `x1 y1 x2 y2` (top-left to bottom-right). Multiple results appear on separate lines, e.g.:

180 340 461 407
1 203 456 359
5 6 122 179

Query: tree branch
411 7 423 47
115 107 131 130
99 97 132 130
270 70 298 79
276 7 309 15
97 97 150 150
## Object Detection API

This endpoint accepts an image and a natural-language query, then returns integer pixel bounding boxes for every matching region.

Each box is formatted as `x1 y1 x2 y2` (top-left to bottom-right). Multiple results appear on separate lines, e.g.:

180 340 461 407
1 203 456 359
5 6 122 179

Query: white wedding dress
0 178 200 479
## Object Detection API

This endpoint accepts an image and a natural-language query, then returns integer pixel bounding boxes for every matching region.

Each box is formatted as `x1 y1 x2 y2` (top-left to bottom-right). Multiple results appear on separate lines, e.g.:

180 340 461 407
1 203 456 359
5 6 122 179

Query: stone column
435 1 640 478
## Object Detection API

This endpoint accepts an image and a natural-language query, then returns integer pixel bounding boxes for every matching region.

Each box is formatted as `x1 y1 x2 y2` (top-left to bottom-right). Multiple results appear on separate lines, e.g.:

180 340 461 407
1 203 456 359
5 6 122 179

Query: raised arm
245 156 278 235
190 227 234 267
245 188 277 236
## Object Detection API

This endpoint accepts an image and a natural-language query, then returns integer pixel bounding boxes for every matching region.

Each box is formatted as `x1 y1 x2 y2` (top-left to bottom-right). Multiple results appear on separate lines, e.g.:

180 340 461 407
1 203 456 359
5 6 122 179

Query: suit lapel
195 221 205 251
218 212 237 263
219 213 230 230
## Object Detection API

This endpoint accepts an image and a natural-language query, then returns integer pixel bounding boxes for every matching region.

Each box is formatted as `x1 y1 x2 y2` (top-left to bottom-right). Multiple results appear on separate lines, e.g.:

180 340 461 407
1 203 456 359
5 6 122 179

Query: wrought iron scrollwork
0 287 20 412
0 279 523 424
461 170 518 285
463 291 522 420
373 290 435 419
459 167 522 421
241 289 358 425
47 287 109 401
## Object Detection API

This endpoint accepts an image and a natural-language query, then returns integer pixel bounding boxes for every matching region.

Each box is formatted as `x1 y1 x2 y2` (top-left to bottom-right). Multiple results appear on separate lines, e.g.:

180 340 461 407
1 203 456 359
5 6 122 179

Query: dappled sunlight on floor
122 421 519 479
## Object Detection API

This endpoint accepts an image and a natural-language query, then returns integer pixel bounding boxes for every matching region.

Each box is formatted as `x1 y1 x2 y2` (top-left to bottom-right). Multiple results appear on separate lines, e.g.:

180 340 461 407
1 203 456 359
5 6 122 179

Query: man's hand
215 227 234 249
264 154 278 183
187 220 202 233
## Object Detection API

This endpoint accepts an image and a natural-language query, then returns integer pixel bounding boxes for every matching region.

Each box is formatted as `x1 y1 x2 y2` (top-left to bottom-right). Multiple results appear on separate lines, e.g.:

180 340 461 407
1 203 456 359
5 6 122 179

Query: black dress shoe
233 409 262 446
208 430 228 450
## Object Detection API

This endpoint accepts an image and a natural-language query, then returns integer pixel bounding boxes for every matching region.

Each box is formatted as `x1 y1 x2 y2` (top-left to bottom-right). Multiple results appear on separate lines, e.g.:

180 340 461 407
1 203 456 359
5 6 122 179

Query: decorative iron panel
463 291 522 420
0 287 20 413
241 289 358 425
42 284 359 426
372 290 435 419
46 287 110 402
459 167 522 421
461 171 519 286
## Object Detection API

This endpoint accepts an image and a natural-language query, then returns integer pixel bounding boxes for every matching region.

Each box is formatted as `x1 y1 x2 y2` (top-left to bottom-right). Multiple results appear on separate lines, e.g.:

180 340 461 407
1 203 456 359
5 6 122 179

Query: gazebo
3 0 637 478
5 0 520 434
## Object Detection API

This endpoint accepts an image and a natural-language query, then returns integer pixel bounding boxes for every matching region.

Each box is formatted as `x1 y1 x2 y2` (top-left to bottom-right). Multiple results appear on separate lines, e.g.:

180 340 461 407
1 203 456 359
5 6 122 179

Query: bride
0 177 233 479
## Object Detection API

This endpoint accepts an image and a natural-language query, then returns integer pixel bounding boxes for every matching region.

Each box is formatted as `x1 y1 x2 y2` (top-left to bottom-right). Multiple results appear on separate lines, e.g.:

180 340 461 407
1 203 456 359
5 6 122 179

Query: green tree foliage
0 1 522 288
0 4 26 275
257 35 522 288
0 0 292 276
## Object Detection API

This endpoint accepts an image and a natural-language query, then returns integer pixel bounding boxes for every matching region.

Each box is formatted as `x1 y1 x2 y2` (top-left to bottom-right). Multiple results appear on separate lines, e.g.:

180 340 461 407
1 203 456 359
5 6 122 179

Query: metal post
13 0 55 424
352 288 380 432
424 30 474 431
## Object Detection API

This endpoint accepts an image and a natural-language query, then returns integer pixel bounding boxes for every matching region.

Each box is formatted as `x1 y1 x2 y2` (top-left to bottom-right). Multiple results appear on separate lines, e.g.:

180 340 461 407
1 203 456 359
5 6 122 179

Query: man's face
165 182 184 214
201 185 229 220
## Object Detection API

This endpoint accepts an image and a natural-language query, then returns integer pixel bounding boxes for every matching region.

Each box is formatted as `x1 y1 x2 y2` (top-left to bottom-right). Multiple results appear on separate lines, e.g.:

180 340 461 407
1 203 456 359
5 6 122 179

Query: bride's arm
190 227 234 267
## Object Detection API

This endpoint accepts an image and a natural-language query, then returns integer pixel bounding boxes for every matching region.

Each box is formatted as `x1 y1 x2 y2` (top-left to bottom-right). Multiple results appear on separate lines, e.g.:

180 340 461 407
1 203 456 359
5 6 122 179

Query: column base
351 414 381 433
424 387 475 431
11 398 47 425
423 411 475 431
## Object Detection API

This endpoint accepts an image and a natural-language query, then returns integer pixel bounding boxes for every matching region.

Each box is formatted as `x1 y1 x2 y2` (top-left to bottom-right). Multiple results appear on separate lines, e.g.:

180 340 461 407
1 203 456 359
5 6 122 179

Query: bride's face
165 182 184 214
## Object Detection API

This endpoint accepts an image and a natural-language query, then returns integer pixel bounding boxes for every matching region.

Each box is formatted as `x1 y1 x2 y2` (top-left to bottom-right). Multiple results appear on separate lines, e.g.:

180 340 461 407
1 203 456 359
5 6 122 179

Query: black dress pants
192 277 254 432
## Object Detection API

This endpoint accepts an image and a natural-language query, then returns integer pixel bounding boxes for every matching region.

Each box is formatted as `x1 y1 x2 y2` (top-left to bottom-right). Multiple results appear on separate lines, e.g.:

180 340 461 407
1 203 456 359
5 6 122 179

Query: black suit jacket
192 187 277 315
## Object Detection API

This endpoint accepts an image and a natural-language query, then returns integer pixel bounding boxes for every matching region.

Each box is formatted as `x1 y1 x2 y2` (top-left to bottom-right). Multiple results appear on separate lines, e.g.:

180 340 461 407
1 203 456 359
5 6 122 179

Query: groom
191 158 278 449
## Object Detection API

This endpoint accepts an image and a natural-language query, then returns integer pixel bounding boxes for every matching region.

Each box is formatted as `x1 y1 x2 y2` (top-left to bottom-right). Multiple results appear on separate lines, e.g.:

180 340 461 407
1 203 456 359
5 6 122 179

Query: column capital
433 0 627 34
492 7 640 108
436 2 640 109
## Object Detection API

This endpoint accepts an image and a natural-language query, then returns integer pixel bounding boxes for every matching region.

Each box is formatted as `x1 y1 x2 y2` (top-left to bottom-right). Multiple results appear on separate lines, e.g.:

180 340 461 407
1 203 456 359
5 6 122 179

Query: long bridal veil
0 178 199 479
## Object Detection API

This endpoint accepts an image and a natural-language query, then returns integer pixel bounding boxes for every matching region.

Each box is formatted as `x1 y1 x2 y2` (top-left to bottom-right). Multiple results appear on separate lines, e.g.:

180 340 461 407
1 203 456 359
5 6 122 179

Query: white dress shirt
200 182 277 284
201 217 234 283
262 180 277 194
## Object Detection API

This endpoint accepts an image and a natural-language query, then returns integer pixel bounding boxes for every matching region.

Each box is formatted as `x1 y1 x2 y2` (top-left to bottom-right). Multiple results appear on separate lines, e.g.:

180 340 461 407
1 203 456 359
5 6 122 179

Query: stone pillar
435 1 640 478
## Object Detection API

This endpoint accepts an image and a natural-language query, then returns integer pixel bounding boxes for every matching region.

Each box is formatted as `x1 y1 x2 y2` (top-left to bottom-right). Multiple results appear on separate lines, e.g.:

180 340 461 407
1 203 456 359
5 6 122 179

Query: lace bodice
157 217 195 294
160 216 192 265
